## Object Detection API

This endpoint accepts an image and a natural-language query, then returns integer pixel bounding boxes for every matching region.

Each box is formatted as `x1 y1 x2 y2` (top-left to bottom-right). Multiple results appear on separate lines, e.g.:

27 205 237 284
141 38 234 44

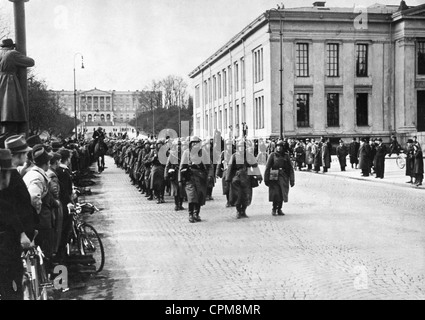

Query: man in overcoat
349 137 360 169
336 140 348 171
373 138 387 179
0 39 35 135
413 142 423 186
358 138 371 177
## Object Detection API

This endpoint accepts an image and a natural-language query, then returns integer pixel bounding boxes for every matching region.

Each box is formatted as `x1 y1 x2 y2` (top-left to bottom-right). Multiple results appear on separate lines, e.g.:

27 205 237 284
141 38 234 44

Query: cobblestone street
65 156 425 300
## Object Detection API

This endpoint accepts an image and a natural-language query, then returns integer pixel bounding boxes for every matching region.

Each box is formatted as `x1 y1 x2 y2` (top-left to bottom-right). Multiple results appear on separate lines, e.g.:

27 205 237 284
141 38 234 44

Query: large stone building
52 88 162 136
189 2 425 146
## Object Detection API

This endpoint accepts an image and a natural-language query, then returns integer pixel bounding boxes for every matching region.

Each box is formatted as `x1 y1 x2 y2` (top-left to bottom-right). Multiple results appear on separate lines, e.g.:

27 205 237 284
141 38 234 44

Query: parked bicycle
21 232 53 300
395 151 406 169
66 203 105 273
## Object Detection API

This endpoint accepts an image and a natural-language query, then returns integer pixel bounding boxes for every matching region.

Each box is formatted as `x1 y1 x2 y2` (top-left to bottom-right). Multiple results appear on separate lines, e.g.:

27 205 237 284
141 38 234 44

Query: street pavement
62 155 425 300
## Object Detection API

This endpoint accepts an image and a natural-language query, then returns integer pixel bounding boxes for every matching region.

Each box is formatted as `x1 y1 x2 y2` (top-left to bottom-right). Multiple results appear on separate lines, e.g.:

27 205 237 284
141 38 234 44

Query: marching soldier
165 139 185 211
216 139 233 207
226 139 262 219
179 136 214 223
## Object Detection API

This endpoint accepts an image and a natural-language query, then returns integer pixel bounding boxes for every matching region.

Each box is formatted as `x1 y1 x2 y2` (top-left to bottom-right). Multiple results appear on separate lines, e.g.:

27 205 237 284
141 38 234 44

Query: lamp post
73 53 84 140
267 8 284 140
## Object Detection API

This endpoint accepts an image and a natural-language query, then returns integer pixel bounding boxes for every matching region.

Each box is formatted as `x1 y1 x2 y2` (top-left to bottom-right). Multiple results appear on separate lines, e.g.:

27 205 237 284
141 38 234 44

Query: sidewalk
295 156 423 189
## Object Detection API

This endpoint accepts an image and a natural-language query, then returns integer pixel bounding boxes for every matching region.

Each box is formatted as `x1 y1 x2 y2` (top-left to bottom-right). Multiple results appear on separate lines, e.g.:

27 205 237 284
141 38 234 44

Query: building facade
189 2 425 145
52 88 162 136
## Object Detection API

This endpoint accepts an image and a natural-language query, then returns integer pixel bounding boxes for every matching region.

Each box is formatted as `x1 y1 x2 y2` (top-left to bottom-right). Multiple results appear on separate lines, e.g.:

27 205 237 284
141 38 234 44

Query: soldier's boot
188 204 195 223
174 197 179 211
272 204 277 216
194 205 201 222
179 199 185 211
241 206 248 218
236 206 243 219
277 202 285 216
147 191 154 201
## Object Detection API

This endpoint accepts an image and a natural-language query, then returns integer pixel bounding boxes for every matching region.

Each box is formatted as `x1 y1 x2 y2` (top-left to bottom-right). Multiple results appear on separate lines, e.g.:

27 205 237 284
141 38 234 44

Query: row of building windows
296 42 425 77
295 92 369 128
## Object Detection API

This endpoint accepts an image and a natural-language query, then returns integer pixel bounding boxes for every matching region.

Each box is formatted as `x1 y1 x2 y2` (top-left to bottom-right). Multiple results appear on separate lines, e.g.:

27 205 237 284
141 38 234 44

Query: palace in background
51 88 162 137
189 2 425 147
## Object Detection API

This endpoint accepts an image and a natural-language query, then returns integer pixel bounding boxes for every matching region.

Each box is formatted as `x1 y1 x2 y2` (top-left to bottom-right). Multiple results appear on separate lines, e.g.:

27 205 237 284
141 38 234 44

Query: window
418 41 425 75
242 102 246 123
356 44 368 77
327 44 339 77
228 66 232 94
255 97 264 129
241 58 245 90
236 104 240 130
208 78 212 103
253 47 264 83
219 109 222 130
205 112 209 132
356 93 368 126
224 104 228 129
223 70 227 97
195 85 200 108
234 62 239 92
296 43 309 77
218 73 222 98
213 76 217 101
327 93 339 127
296 94 309 127
203 81 208 104
229 103 233 128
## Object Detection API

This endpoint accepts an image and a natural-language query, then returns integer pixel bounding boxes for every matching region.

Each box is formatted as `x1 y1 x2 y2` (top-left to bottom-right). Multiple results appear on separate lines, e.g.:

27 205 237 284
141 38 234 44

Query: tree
28 76 77 137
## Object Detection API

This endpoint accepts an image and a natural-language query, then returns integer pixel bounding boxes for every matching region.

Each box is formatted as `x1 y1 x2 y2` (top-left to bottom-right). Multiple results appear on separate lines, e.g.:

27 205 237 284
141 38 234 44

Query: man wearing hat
358 138 371 177
0 148 32 299
3 135 37 245
336 140 348 171
0 39 35 135
373 138 387 179
23 145 57 260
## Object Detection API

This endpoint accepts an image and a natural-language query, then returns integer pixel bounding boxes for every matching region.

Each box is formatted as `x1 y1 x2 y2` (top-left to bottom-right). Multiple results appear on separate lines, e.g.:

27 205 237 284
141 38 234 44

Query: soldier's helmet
190 136 201 143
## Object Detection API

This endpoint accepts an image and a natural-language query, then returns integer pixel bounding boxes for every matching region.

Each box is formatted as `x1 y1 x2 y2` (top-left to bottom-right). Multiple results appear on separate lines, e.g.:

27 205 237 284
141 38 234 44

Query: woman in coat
226 139 262 219
264 140 295 216
165 139 185 211
47 153 63 255
179 136 214 223
413 143 423 186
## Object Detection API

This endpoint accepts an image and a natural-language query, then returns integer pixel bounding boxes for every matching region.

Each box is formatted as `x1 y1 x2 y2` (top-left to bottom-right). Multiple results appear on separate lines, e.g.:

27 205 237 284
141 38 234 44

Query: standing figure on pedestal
0 39 35 136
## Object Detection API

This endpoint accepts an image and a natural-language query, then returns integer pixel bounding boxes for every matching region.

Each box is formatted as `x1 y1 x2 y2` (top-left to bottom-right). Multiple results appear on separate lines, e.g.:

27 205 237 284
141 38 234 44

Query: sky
0 0 423 93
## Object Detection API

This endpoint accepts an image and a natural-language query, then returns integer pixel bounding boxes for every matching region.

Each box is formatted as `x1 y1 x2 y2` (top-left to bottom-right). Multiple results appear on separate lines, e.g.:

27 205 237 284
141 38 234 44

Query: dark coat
216 149 232 195
264 152 295 203
413 147 424 175
226 151 261 208
165 152 184 197
179 148 213 206
0 198 22 268
373 144 387 178
358 143 370 171
349 141 360 164
405 145 415 177
57 164 73 216
336 144 348 168
321 143 331 169
149 149 165 191
0 48 35 122
313 143 323 167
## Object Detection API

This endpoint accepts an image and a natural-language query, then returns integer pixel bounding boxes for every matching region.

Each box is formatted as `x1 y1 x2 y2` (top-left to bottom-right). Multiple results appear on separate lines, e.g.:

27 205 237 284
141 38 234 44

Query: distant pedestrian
321 138 331 173
349 137 360 169
305 138 314 171
336 140 348 171
313 140 322 173
358 138 371 177
373 138 387 179
405 139 415 184
413 142 423 187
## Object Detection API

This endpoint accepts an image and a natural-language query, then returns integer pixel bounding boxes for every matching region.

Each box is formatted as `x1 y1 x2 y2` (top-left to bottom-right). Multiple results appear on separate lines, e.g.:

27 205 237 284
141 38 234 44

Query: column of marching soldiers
110 135 268 223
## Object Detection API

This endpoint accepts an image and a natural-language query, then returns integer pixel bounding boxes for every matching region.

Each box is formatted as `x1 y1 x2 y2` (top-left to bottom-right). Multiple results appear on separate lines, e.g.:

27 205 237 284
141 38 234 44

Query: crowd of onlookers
0 133 96 300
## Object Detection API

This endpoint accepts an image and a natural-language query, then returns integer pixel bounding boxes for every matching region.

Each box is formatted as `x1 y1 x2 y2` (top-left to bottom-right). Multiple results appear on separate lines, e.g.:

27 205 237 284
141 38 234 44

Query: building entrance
418 91 425 132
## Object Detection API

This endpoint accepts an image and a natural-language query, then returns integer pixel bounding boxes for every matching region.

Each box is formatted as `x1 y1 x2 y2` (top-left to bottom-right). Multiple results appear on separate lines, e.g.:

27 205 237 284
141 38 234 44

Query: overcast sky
0 0 423 92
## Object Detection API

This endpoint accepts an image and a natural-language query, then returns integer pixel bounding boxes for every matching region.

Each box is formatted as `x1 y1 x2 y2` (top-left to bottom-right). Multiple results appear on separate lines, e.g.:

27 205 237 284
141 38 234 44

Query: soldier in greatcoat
264 140 295 216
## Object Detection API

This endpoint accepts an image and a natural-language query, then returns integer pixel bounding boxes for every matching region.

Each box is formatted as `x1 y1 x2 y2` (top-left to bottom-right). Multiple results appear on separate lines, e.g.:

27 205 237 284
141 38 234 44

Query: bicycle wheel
22 274 35 300
78 223 105 273
396 155 406 169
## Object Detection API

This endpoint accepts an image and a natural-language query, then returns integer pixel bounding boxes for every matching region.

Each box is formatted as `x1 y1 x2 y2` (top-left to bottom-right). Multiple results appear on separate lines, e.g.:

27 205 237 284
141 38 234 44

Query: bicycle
66 203 105 273
21 233 54 300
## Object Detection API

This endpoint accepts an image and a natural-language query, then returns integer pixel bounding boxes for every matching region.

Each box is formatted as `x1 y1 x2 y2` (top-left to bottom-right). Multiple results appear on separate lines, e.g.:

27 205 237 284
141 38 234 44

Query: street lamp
73 53 84 140
267 8 284 140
